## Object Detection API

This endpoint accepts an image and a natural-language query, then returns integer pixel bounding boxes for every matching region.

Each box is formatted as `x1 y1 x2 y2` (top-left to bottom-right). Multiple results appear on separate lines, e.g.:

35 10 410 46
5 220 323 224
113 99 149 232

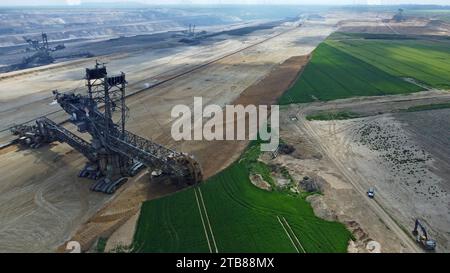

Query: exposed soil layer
63 53 310 252
280 91 450 252
198 55 309 178
3 13 408 253
0 144 110 253
274 109 406 253
0 15 337 252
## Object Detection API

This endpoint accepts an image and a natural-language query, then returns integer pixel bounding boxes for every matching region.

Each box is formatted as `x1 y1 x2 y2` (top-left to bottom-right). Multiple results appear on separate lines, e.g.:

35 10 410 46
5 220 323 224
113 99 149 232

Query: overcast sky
1 0 449 6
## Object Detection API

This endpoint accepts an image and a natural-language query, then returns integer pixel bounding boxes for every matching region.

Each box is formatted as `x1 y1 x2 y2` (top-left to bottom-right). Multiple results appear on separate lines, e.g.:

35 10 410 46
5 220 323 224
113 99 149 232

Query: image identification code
176 257 275 271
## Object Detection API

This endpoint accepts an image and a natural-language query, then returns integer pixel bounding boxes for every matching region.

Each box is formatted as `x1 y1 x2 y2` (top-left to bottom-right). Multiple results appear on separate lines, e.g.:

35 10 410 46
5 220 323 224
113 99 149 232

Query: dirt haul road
286 91 450 253
0 15 345 252
292 112 421 252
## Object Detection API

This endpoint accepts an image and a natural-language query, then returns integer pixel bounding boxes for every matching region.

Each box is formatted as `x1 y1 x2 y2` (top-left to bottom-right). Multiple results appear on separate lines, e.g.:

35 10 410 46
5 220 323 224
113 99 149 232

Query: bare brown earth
303 90 450 118
60 54 310 252
197 55 309 178
76 13 450 253
309 113 449 252
98 54 310 252
0 143 109 252
56 173 184 252
0 15 341 252
279 91 450 253
6 12 436 253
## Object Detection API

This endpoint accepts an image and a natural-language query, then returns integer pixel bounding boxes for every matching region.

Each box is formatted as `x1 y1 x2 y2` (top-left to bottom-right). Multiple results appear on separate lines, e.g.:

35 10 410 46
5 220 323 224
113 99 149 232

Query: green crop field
306 111 361 121
132 142 351 253
280 33 450 104
329 37 450 89
402 102 450 112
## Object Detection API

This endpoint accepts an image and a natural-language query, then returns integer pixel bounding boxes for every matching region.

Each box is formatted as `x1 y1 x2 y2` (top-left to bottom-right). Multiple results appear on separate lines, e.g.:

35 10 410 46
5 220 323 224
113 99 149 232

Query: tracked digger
412 219 436 251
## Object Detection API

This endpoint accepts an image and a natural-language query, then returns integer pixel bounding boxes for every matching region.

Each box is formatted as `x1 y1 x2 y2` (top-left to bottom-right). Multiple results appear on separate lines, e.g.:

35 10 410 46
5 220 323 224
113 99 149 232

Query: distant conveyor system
11 62 203 194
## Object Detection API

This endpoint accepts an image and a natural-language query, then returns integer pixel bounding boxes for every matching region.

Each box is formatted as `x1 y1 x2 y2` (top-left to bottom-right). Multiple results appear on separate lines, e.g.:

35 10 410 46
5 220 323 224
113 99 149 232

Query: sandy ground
310 113 450 252
1 10 448 253
338 16 450 36
63 53 311 253
275 107 413 253
280 91 450 253
0 14 343 252
104 209 141 253
98 53 311 253
0 17 331 133
301 90 450 118
0 144 110 252
91 14 450 253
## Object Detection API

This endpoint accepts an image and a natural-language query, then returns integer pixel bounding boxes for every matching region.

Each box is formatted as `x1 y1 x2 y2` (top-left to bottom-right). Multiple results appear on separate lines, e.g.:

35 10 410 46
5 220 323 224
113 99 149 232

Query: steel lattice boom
11 62 203 194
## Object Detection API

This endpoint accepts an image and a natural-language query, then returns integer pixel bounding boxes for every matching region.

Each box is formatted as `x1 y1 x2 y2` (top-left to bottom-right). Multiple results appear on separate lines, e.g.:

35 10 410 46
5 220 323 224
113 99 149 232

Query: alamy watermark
171 97 279 152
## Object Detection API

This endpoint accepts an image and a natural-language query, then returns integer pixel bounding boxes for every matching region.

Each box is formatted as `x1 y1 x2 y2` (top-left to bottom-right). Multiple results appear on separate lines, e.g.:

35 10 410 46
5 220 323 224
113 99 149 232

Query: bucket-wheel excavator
11 62 203 194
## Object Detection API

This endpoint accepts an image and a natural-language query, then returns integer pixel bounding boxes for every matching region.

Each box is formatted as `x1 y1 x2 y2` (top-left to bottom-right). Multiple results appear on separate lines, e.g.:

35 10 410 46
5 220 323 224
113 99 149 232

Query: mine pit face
2 6 450 253
0 6 342 252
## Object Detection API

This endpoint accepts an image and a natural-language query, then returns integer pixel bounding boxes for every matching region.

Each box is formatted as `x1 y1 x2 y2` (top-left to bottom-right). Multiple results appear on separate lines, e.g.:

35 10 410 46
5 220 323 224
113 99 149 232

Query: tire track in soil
294 107 422 252
194 188 212 253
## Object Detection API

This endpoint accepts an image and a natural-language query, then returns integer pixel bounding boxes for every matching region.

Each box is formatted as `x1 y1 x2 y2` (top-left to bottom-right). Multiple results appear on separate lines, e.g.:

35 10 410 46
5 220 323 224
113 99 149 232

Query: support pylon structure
12 62 203 194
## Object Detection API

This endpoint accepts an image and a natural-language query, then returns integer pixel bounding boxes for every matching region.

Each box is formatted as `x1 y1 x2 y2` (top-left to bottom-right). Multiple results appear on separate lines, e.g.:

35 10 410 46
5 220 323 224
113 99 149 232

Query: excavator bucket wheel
177 155 203 186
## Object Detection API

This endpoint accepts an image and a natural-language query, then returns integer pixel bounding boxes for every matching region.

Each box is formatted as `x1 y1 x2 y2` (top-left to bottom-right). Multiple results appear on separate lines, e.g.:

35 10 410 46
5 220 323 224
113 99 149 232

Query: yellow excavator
413 219 436 251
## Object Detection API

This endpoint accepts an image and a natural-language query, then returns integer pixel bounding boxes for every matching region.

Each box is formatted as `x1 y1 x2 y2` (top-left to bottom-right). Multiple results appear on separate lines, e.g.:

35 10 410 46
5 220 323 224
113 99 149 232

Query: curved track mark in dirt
34 180 69 223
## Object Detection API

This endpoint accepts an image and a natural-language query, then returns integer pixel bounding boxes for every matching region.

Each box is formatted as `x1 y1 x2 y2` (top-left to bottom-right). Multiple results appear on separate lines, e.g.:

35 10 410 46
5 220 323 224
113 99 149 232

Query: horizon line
1 3 449 7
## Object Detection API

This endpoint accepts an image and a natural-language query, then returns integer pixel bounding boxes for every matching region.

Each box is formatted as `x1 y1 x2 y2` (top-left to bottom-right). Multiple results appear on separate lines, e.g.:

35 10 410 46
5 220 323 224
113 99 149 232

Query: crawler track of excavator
11 62 203 194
